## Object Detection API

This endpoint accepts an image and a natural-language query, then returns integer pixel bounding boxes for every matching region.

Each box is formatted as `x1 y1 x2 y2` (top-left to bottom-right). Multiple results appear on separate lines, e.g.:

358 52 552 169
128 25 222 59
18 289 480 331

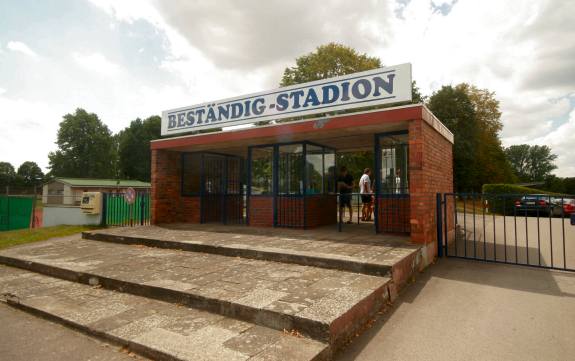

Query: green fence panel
0 196 34 231
0 196 8 231
104 193 150 226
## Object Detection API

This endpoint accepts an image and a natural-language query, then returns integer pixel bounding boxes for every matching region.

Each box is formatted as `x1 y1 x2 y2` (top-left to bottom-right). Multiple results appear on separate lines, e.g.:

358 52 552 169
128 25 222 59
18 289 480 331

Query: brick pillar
408 119 453 260
151 149 181 224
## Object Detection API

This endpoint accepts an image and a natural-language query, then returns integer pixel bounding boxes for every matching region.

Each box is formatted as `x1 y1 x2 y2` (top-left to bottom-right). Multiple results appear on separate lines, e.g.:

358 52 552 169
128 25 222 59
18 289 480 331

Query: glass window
278 144 304 195
306 145 323 194
250 146 273 195
379 134 409 194
324 149 336 194
182 153 201 195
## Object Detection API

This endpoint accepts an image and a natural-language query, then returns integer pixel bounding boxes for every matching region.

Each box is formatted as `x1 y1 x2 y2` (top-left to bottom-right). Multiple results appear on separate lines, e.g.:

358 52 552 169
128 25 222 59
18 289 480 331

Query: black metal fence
201 194 246 225
276 194 305 228
439 193 575 272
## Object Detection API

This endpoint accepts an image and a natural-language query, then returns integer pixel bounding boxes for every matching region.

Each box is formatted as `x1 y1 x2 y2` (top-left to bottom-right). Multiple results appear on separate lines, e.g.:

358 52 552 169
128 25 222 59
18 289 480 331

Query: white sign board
161 63 412 136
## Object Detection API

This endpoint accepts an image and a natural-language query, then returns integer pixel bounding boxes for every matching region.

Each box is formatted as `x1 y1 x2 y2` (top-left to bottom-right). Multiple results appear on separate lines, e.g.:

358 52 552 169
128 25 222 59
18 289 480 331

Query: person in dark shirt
337 166 354 224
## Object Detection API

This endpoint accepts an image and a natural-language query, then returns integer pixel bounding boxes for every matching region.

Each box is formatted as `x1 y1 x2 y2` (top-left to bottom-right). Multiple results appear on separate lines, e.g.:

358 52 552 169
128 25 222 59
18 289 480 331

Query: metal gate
102 192 151 227
438 193 575 272
200 153 245 225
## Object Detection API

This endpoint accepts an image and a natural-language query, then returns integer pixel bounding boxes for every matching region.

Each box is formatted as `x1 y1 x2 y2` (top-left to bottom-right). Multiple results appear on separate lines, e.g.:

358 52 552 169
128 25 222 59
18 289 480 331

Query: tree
117 116 161 181
280 43 424 102
457 84 516 186
505 144 557 182
48 108 116 178
504 144 530 181
427 85 479 191
17 161 44 187
0 162 16 189
281 43 382 86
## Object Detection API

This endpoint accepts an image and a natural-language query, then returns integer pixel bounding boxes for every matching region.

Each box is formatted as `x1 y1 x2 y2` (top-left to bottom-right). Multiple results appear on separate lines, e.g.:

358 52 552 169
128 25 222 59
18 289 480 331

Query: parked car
551 197 575 217
514 195 563 216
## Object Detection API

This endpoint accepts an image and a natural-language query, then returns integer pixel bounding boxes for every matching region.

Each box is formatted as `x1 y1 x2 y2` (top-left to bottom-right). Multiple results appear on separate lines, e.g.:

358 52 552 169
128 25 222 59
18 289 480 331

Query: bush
481 183 560 215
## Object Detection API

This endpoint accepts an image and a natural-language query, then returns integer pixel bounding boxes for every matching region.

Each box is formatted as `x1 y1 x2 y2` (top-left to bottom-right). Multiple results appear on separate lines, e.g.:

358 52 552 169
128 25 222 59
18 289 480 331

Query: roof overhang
151 104 453 155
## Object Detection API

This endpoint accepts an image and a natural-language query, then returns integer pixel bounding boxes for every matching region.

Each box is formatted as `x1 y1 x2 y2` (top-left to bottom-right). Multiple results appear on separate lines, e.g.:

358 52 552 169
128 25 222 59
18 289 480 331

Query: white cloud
527 107 575 177
6 41 38 58
0 95 67 171
1 0 574 177
72 52 121 76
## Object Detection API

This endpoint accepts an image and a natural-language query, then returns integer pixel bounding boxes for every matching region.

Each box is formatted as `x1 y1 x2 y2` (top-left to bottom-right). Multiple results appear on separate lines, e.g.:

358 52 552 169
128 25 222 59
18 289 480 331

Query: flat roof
151 104 453 155
50 178 151 188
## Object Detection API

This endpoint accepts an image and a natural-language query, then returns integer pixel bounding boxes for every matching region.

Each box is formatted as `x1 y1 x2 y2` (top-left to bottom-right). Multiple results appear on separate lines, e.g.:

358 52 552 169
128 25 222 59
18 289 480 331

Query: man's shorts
361 194 373 204
339 193 352 207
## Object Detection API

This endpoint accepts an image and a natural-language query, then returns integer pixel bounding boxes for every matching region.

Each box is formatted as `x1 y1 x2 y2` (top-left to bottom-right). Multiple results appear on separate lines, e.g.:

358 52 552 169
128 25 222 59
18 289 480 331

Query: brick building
150 65 454 261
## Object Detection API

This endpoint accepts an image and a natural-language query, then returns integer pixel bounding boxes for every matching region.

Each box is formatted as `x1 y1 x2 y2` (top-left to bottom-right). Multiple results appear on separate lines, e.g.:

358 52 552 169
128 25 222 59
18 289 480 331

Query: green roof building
43 177 151 205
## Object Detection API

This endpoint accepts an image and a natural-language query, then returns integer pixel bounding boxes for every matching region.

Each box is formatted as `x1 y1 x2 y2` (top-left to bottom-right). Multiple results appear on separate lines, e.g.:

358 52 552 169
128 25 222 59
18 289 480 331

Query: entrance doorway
374 131 410 233
181 152 246 225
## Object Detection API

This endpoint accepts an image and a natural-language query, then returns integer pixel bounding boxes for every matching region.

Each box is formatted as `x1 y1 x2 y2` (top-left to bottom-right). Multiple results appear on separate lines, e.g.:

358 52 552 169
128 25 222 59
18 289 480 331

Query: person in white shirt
359 168 374 222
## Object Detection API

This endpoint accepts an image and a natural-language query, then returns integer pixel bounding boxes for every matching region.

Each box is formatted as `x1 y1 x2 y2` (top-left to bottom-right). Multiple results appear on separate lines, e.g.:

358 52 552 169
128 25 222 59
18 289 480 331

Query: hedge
480 184 561 214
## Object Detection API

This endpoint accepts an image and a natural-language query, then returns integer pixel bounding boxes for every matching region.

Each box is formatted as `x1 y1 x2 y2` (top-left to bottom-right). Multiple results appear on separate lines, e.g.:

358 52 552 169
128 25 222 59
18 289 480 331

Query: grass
0 225 101 250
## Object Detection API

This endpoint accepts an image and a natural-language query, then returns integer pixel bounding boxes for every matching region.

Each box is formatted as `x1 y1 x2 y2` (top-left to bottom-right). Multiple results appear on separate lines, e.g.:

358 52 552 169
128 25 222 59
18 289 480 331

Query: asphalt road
337 258 575 361
0 303 146 361
449 214 575 270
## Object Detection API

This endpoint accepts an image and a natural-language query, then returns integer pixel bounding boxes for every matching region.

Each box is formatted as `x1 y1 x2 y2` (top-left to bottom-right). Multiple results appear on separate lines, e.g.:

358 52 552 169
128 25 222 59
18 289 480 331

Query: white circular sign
124 187 136 204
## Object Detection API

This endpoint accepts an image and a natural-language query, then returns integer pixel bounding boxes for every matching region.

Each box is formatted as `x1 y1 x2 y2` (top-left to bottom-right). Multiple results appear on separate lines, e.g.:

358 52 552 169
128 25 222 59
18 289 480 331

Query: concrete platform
83 224 420 279
0 236 392 348
0 265 328 361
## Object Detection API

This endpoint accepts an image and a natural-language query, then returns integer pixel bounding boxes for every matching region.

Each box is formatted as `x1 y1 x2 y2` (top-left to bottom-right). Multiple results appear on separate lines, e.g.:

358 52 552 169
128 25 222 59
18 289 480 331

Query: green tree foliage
427 85 479 191
48 108 116 178
457 84 516 186
280 43 424 103
542 175 571 194
336 152 374 189
427 84 516 191
280 43 381 86
117 116 161 181
0 162 16 188
16 161 44 187
505 144 557 182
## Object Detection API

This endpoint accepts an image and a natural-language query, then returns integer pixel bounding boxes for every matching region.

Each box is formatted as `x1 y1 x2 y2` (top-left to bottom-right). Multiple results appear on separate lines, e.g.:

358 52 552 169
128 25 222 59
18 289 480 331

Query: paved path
0 303 145 361
337 258 575 361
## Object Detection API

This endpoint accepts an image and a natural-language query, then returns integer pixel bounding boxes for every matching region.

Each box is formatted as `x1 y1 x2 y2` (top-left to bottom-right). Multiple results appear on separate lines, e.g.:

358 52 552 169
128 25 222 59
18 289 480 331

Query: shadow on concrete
336 257 575 361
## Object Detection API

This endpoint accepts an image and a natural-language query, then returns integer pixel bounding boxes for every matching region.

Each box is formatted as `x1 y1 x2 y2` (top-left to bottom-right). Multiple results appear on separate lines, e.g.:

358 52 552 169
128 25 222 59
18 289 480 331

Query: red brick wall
377 196 410 233
306 195 337 228
408 119 454 253
248 196 273 227
248 195 336 228
151 149 201 224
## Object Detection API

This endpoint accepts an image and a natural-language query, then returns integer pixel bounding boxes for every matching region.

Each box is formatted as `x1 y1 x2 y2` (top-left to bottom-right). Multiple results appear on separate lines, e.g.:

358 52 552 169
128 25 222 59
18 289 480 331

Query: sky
0 0 573 176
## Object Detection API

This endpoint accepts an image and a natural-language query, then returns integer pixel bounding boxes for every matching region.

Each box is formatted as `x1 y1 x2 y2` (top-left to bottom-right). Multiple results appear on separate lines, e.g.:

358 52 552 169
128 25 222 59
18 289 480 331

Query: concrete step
0 237 392 348
0 265 329 361
83 225 420 278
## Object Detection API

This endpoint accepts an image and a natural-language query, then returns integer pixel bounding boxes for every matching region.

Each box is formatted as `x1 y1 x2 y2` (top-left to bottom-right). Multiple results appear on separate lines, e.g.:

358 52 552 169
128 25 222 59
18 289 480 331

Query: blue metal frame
272 144 279 226
247 140 335 228
374 129 410 234
374 133 381 233
180 151 244 224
